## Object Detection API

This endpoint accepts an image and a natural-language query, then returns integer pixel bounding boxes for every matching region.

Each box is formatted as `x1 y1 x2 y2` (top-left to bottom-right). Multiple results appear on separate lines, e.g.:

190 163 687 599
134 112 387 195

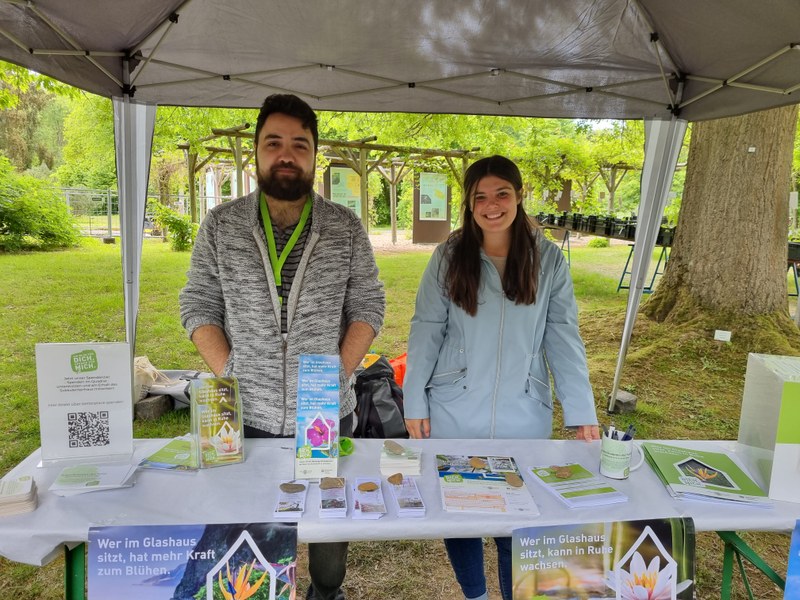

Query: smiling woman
402 155 600 600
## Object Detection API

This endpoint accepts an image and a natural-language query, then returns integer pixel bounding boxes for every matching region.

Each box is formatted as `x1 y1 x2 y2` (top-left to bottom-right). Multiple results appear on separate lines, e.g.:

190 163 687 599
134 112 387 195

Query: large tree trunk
644 105 799 322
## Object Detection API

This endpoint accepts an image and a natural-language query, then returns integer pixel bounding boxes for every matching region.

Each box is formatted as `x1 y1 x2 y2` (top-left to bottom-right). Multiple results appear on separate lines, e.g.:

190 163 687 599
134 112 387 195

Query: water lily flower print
616 553 672 600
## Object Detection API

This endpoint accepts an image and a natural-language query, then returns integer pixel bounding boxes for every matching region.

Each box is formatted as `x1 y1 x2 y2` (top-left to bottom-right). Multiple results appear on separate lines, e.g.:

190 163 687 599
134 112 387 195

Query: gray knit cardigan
180 191 385 436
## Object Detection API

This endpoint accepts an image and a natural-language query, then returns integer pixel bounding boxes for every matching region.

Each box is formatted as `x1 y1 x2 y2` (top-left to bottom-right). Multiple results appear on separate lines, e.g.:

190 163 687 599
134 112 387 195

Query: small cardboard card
386 475 426 517
512 518 695 600
88 522 297 600
0 475 38 516
352 477 386 519
190 377 244 468
35 342 133 465
273 480 309 520
319 478 348 518
294 355 340 479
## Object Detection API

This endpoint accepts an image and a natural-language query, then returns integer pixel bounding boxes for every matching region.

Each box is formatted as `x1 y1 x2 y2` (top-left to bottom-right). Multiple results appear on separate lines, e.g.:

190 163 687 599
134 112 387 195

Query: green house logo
71 350 98 373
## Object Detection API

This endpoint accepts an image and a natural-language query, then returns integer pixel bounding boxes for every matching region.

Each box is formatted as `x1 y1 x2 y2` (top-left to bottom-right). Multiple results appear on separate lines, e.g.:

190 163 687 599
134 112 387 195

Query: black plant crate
557 212 567 227
789 242 800 262
572 213 583 231
657 227 675 247
612 219 628 239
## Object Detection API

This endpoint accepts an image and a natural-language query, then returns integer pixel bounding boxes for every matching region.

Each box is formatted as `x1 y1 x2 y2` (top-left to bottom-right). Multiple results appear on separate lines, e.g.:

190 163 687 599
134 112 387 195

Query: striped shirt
263 214 311 333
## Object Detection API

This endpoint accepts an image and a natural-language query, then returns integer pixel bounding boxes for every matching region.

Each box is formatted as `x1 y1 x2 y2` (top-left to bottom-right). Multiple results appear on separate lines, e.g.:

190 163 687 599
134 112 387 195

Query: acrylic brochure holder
736 353 800 503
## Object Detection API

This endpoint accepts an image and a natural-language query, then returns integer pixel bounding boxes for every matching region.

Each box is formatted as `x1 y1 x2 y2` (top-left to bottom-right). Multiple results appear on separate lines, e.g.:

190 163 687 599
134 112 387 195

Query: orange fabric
389 352 407 388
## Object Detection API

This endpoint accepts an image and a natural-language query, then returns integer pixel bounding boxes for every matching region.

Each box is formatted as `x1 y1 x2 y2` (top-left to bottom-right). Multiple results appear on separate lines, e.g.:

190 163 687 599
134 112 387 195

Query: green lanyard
259 193 312 304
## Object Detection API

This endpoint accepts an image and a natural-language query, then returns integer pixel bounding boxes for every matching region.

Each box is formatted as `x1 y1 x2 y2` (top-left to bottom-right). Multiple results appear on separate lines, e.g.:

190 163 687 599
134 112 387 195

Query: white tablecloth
1 438 798 567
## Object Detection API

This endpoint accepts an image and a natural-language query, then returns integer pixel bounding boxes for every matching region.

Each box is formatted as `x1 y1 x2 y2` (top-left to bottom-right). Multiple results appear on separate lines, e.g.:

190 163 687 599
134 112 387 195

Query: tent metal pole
608 117 687 412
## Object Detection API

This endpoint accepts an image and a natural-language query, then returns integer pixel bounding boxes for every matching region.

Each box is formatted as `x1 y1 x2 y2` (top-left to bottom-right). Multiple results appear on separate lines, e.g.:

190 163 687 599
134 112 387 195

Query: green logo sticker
71 350 98 373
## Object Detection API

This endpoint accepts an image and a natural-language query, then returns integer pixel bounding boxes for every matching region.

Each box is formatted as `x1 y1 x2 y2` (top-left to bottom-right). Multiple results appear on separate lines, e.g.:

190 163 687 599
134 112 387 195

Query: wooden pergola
179 125 477 243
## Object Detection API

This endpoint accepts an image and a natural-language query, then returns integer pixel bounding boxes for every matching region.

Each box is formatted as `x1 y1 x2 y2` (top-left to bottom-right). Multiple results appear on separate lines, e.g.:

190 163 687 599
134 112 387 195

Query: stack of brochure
273 480 309 519
642 442 771 507
379 441 421 476
319 477 348 518
386 475 426 517
352 477 387 519
49 463 137 496
137 434 198 472
0 475 38 516
528 463 628 508
436 454 540 516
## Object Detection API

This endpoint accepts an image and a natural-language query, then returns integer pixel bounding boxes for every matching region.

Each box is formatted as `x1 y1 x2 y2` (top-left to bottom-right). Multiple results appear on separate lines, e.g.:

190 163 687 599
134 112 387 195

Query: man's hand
405 418 430 439
575 424 600 442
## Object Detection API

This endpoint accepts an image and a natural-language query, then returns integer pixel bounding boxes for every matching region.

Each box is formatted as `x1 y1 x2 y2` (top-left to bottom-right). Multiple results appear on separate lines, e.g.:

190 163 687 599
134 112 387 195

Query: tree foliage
0 154 79 251
150 201 198 251
57 94 116 189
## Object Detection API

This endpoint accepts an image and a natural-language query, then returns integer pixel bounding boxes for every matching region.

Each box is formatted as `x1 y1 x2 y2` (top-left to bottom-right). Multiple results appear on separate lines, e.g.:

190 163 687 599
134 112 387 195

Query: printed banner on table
512 518 695 600
88 522 297 600
329 166 361 217
419 172 447 221
35 342 133 464
294 354 340 479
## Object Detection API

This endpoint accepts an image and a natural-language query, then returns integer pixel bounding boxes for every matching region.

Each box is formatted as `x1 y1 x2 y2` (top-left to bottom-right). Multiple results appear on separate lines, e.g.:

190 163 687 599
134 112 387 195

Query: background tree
590 121 644 213
57 95 116 189
644 105 800 332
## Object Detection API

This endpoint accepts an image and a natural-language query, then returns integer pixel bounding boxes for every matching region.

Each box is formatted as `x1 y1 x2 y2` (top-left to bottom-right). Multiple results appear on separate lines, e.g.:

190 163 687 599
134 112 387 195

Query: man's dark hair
254 94 319 150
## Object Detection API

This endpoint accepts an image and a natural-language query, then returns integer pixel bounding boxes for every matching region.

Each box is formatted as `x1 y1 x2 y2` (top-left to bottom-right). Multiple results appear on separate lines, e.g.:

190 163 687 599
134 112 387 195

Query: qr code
67 411 110 447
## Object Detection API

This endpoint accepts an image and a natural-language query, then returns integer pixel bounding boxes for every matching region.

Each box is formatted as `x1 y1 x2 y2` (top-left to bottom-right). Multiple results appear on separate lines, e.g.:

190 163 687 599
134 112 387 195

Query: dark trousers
245 413 353 600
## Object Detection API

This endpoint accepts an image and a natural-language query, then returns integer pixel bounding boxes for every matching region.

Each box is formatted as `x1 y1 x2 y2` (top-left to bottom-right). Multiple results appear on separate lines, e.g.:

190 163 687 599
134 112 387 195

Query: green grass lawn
0 237 789 599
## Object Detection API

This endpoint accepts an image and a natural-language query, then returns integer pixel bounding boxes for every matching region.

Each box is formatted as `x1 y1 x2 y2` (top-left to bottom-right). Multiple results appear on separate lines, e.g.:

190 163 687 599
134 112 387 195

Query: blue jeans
444 537 512 600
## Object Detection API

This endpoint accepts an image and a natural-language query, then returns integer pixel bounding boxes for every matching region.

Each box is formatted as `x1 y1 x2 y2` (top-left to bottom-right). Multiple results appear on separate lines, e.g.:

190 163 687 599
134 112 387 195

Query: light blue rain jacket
404 234 597 439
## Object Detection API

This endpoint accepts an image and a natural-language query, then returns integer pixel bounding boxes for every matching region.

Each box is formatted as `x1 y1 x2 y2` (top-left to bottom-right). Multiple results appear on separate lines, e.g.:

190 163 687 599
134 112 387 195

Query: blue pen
622 425 636 441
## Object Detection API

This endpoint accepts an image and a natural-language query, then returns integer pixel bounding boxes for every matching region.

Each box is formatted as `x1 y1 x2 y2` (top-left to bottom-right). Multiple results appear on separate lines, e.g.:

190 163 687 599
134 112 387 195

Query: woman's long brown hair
444 155 540 316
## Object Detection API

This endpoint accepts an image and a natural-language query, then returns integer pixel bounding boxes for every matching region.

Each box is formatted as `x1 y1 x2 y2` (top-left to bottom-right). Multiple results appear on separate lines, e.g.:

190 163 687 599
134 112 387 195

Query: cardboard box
736 353 800 503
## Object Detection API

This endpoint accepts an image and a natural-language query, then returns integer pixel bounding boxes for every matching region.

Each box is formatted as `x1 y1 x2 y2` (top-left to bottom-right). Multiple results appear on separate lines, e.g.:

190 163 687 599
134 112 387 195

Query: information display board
329 166 361 218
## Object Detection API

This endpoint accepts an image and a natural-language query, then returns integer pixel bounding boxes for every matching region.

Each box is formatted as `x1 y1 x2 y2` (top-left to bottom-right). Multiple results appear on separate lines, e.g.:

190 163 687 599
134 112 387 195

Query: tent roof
1 0 799 121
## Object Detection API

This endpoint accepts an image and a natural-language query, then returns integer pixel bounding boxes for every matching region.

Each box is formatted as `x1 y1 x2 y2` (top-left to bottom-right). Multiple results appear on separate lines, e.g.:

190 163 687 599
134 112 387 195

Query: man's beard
257 163 314 201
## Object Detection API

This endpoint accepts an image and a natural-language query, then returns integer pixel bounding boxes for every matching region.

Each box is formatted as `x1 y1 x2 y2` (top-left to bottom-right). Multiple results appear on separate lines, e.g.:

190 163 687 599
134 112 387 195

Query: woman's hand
575 424 600 442
405 418 431 439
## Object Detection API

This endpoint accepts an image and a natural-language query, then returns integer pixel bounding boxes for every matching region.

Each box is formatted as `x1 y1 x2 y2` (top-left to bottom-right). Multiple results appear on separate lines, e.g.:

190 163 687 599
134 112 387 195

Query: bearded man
180 94 385 600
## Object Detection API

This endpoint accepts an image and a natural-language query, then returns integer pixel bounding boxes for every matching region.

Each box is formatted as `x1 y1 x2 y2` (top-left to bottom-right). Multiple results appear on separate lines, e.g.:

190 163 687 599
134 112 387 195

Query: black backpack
353 356 408 439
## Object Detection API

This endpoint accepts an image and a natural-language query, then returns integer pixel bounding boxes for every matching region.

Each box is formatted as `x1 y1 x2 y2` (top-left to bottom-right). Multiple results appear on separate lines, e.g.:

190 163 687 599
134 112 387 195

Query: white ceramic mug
600 436 644 479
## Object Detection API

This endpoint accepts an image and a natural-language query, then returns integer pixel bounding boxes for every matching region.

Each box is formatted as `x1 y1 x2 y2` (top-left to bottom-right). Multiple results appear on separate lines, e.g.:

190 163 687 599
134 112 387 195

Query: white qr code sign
35 343 133 464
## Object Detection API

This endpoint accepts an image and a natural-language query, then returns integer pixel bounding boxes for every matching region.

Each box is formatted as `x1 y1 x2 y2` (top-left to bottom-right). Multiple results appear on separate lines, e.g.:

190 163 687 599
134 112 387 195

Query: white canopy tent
2 0 799 405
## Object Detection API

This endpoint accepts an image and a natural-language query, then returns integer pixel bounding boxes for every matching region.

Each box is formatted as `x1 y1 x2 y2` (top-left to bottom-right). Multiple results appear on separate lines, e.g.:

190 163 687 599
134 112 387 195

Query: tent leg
716 531 785 599
64 543 86 600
